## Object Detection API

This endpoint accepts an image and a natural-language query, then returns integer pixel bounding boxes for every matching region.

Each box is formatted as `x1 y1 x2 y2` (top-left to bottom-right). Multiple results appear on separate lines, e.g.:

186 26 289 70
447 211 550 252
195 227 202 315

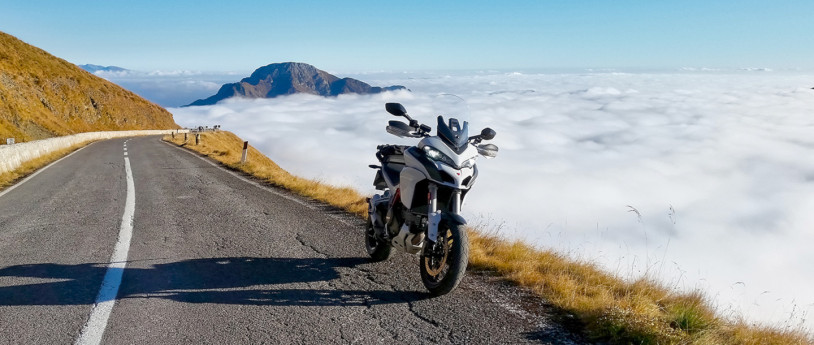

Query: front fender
428 212 467 242
441 212 467 226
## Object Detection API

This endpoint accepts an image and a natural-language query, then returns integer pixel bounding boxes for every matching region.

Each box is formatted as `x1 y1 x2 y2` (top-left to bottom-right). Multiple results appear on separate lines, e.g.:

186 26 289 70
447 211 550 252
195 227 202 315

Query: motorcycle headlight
460 158 476 169
422 146 457 168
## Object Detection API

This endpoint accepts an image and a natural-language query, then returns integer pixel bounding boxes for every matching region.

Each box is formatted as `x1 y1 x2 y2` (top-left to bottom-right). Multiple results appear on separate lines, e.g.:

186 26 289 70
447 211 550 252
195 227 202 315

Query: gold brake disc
424 230 453 277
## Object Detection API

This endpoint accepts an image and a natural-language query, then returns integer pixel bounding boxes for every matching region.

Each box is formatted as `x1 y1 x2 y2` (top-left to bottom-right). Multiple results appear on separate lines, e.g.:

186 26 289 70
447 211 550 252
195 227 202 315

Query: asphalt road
0 136 585 344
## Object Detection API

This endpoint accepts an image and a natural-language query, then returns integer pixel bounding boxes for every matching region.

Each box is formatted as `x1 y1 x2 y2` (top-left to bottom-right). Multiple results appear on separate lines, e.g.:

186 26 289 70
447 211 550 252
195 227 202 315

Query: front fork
427 184 462 242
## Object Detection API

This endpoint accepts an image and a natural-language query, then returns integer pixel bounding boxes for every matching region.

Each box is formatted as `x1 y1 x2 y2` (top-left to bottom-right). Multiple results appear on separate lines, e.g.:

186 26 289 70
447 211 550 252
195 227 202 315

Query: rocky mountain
0 31 177 142
78 64 128 74
186 62 406 106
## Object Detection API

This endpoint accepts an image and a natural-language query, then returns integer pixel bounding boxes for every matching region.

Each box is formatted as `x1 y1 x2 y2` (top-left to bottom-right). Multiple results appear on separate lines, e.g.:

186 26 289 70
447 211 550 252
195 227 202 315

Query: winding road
0 136 584 344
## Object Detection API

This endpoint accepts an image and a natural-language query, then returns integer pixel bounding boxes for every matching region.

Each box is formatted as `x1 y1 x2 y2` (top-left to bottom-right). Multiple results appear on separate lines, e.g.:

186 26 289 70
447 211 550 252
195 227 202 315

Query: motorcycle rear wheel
365 217 391 261
420 222 468 295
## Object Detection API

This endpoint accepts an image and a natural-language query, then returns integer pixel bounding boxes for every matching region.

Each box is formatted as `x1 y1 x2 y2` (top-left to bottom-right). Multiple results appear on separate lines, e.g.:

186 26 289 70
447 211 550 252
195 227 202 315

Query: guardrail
188 125 221 133
0 129 189 174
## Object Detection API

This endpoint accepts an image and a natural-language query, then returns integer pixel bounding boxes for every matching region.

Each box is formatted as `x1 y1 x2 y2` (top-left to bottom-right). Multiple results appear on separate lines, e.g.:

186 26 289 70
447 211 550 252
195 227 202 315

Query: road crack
294 233 329 258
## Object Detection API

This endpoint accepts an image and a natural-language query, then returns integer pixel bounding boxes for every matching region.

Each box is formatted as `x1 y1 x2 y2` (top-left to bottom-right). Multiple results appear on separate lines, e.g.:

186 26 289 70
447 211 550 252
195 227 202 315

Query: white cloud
739 67 774 72
170 71 814 330
93 71 237 107
92 70 132 78
147 69 203 76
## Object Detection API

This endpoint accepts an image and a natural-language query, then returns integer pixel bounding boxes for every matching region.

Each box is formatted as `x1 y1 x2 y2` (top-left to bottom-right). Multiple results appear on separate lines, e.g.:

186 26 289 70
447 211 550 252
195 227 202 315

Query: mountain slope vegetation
0 31 177 142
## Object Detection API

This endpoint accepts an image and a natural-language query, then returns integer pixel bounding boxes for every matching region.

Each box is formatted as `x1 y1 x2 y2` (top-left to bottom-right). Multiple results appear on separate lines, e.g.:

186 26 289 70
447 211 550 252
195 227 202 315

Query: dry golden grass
165 131 813 345
469 232 812 344
0 31 177 142
0 141 92 191
163 131 367 216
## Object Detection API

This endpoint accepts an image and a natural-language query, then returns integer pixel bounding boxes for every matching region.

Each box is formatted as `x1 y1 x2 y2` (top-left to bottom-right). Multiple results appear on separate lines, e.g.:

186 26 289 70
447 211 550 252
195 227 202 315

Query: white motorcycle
365 96 498 295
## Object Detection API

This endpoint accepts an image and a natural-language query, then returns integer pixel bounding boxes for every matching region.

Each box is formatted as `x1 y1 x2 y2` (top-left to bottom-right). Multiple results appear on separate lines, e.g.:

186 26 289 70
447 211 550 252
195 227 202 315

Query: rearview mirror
385 103 407 117
481 127 496 140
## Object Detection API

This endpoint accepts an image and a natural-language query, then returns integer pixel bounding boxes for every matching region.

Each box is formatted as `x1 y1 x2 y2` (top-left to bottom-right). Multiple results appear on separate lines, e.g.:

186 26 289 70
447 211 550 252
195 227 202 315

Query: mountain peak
78 64 128 73
186 62 406 106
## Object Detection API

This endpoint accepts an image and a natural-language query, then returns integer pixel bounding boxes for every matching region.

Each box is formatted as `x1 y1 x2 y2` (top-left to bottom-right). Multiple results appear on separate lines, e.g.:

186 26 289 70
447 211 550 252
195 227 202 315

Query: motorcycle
365 96 498 295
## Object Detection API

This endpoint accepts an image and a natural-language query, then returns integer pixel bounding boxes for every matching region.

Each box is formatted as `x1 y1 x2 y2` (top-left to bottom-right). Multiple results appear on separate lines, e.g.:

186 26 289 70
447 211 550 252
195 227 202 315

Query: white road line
0 143 94 199
161 140 356 227
74 154 136 345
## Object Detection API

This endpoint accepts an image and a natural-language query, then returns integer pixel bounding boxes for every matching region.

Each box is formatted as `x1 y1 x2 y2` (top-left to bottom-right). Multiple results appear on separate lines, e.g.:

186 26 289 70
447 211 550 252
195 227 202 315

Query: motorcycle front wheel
365 217 391 261
420 222 469 295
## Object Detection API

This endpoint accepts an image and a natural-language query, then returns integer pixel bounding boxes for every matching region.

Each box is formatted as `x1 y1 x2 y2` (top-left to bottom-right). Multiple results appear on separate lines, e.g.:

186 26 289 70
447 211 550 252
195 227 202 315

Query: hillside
186 62 406 106
0 31 178 142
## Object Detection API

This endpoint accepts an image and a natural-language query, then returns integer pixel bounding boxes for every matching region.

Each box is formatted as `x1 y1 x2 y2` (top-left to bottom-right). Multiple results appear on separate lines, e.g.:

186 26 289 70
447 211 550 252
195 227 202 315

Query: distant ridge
186 62 406 106
0 31 178 141
78 64 128 74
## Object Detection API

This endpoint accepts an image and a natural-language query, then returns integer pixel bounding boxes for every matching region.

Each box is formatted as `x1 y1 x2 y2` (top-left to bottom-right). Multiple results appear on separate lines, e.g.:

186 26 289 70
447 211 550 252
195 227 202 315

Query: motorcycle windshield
432 94 470 152
437 116 469 152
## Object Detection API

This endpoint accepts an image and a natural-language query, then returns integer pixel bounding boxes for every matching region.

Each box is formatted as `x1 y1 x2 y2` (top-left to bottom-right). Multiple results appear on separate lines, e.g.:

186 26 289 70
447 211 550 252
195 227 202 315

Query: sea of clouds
91 69 243 107
169 70 814 330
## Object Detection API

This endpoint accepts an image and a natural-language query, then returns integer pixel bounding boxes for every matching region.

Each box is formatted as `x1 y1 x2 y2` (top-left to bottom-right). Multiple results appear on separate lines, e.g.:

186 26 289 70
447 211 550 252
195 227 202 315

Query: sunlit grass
163 131 367 216
165 131 813 345
0 31 176 142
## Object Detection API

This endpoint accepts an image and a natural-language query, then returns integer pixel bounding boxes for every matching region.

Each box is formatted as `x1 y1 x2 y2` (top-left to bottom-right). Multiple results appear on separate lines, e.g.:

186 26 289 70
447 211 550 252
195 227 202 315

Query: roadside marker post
195 133 200 145
241 141 248 164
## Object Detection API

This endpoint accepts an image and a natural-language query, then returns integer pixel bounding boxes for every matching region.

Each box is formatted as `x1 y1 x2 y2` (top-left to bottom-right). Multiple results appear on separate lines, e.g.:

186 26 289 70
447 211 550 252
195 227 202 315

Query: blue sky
2 0 813 72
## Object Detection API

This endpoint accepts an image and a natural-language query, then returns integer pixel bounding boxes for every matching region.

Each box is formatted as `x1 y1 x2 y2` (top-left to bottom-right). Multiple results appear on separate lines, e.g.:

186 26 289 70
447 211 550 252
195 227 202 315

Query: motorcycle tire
420 221 469 296
365 217 391 261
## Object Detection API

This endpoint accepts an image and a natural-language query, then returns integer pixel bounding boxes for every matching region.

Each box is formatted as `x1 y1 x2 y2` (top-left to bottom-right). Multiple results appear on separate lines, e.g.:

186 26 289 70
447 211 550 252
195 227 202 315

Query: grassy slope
165 131 811 345
0 31 178 142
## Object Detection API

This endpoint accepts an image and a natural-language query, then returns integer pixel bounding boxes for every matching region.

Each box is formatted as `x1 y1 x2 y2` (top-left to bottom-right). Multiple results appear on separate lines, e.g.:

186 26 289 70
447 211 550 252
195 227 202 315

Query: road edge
0 142 96 199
